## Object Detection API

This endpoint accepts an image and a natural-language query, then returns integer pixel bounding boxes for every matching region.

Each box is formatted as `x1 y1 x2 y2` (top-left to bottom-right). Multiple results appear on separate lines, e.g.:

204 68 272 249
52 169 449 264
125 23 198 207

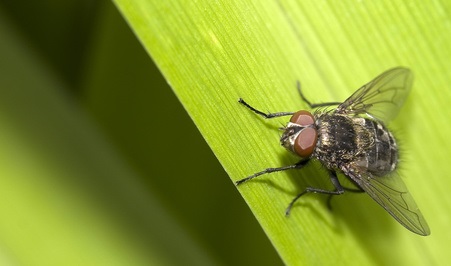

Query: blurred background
0 1 281 265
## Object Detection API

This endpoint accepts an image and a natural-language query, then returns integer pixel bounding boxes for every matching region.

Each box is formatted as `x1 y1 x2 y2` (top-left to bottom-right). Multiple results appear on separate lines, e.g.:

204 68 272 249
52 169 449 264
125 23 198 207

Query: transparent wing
348 171 430 236
335 67 413 124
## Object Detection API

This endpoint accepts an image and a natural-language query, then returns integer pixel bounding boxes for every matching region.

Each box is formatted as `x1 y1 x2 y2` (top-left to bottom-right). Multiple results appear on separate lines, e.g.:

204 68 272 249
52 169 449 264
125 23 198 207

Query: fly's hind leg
326 185 365 210
285 170 344 215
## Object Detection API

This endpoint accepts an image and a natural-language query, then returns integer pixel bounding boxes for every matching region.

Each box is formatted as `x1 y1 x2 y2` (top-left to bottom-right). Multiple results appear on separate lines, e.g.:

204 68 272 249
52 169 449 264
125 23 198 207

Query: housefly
236 67 430 236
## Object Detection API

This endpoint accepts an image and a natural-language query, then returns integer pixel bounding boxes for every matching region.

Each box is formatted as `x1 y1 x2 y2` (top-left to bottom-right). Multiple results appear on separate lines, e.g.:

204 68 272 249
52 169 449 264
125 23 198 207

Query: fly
236 67 430 236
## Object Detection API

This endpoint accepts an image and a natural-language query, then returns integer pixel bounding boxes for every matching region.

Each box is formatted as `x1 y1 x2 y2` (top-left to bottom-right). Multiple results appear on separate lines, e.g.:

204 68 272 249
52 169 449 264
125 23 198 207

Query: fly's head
280 110 318 158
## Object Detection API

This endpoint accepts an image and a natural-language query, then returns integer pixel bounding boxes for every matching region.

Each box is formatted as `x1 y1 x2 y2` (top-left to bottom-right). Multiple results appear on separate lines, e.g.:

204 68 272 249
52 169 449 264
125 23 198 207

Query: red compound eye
290 110 315 126
294 127 317 157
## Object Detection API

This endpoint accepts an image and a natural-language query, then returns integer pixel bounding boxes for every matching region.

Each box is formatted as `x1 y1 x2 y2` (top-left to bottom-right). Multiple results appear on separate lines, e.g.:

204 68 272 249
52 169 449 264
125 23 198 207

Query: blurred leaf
0 3 217 265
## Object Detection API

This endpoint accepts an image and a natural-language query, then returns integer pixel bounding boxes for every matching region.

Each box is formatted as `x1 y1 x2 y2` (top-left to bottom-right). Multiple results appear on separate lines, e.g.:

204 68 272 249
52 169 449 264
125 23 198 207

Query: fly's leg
235 159 309 186
285 170 344 215
238 98 295 118
326 186 364 210
296 81 342 108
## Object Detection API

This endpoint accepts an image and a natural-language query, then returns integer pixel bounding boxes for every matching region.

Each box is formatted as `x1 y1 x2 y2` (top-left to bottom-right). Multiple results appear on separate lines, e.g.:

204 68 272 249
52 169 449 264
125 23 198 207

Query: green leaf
115 0 451 265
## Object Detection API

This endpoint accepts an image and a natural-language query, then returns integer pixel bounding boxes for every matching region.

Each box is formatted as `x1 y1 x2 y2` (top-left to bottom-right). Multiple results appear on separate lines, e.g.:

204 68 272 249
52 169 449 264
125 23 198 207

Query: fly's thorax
280 110 318 158
312 114 357 169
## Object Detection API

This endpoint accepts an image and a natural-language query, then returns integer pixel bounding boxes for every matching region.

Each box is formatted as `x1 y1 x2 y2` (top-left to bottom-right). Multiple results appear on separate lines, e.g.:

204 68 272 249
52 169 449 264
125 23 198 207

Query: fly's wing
335 67 413 124
348 171 430 236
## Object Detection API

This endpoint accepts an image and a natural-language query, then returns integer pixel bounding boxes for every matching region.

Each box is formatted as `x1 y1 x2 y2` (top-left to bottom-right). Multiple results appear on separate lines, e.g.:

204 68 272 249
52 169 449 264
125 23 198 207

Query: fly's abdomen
360 119 398 176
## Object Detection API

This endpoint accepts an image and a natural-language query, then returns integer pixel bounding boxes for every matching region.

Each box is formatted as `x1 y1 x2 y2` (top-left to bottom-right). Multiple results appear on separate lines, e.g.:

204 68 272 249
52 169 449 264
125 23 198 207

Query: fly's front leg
235 159 309 186
238 98 294 118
